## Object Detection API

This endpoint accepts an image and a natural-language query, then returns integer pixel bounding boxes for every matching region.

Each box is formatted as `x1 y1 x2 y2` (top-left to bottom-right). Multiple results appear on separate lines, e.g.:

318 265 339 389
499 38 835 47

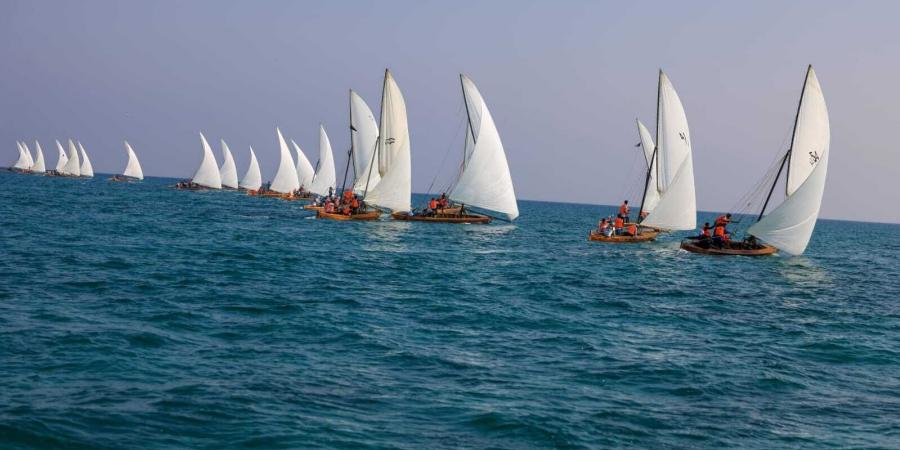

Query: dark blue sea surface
1 171 898 449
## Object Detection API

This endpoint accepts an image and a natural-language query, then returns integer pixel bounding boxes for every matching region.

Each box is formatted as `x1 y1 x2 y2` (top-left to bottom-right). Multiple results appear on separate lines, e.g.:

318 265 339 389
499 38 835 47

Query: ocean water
1 171 898 449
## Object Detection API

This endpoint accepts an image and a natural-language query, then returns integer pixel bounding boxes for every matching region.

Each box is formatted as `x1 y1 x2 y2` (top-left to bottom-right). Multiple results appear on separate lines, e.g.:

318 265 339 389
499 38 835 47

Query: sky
2 0 898 223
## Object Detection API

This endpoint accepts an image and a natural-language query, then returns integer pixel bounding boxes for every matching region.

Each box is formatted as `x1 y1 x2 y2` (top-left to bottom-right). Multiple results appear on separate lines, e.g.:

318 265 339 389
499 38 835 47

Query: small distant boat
261 128 301 199
11 141 32 172
53 140 68 174
291 139 315 197
307 125 336 197
239 146 262 192
219 140 239 189
111 141 144 181
31 141 46 174
681 66 829 256
393 74 517 223
60 140 82 177
78 142 94 178
178 132 221 189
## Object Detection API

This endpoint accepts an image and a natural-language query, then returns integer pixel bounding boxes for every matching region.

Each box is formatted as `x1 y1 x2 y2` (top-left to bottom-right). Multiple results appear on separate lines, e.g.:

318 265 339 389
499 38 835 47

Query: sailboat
54 140 68 174
11 141 32 172
308 125 336 197
331 68 411 221
31 141 46 174
111 141 144 181
317 90 383 220
590 70 695 242
239 146 262 191
78 142 94 178
178 132 221 189
681 65 829 256
219 140 239 189
254 127 300 199
393 74 517 223
60 140 81 177
291 139 315 196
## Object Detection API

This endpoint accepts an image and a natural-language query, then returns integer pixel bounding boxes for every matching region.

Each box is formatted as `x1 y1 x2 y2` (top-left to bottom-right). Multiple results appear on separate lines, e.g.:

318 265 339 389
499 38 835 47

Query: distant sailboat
12 141 31 171
239 146 262 191
361 69 411 214
264 127 300 197
78 142 94 178
219 140 239 189
308 125 336 196
180 132 221 189
31 141 46 173
61 140 81 176
112 141 144 181
682 65 829 256
393 74 516 223
291 139 315 194
21 142 35 169
54 140 68 173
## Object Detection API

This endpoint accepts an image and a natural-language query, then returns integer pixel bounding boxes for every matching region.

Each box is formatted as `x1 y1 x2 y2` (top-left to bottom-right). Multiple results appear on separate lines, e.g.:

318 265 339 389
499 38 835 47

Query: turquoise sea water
1 171 898 449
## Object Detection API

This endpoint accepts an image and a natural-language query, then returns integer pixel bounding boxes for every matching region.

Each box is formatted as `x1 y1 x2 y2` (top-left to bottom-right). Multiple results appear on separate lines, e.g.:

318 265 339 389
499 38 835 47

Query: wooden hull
316 210 382 221
303 205 324 211
247 190 298 200
680 237 777 256
391 211 492 224
588 229 658 243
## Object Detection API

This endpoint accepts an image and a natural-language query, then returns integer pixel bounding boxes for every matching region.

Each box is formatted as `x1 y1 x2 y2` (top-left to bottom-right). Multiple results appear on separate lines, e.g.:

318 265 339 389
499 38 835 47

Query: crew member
618 200 630 223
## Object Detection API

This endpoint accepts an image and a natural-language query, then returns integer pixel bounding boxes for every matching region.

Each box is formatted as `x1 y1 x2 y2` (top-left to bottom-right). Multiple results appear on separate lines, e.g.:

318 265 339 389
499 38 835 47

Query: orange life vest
701 227 711 237
614 217 624 228
628 224 637 235
351 198 359 209
429 199 438 209
715 215 730 227
619 204 629 215
714 225 726 237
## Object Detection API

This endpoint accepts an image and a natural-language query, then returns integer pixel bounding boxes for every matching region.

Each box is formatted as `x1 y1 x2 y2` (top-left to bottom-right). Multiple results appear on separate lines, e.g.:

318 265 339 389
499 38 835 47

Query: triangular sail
641 71 696 230
636 119 659 213
218 140 239 188
308 125 336 196
13 142 30 170
21 142 34 167
349 90 380 194
62 140 81 176
270 127 300 194
55 140 68 172
32 141 46 173
291 139 315 190
191 132 222 188
240 146 262 190
449 74 519 220
364 69 411 212
78 142 94 177
748 66 829 256
123 141 144 179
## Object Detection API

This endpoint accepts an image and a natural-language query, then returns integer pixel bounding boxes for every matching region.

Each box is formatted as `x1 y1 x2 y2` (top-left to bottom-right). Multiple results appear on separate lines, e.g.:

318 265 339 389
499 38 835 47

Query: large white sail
219 140 239 189
350 90 380 194
270 127 300 194
308 125 336 196
55 140 68 172
449 74 518 220
240 146 262 191
62 140 81 176
748 66 829 256
636 119 660 214
641 71 696 230
123 141 144 180
13 142 30 170
191 132 222 188
291 139 315 190
78 142 94 177
21 142 34 167
364 69 411 212
32 141 46 173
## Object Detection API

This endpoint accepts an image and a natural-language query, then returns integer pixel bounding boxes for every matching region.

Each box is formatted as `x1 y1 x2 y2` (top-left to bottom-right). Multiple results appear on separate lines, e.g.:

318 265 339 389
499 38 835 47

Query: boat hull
679 237 777 256
303 205 324 211
588 229 658 243
316 210 382 221
391 211 492 224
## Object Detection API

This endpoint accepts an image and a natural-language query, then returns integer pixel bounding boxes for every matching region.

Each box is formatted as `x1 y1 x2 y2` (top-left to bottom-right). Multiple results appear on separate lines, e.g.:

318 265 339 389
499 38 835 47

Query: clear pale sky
2 0 898 223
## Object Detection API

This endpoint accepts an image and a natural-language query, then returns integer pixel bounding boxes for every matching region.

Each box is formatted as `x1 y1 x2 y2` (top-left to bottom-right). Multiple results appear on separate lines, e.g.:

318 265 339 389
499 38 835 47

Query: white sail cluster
364 70 412 213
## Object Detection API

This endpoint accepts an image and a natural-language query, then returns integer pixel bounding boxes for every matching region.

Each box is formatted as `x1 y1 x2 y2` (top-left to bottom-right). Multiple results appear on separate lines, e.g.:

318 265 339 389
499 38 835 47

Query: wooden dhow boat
291 139 316 198
110 141 144 182
219 140 239 189
177 133 222 190
317 209 382 221
588 228 659 242
58 140 82 177
10 141 33 173
78 142 94 178
249 128 301 199
239 146 262 192
681 65 830 257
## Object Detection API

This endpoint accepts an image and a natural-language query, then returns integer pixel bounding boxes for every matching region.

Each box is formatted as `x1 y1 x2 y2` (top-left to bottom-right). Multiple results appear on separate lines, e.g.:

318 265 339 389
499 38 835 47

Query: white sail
350 90 380 194
78 142 94 177
123 141 144 179
364 69 411 212
636 119 659 213
270 127 300 194
13 142 30 169
240 146 262 191
32 141 46 173
191 132 222 188
308 125 336 196
449 74 518 220
55 140 68 172
291 139 315 190
218 140 239 189
21 142 34 167
641 71 696 230
62 140 81 176
748 66 829 256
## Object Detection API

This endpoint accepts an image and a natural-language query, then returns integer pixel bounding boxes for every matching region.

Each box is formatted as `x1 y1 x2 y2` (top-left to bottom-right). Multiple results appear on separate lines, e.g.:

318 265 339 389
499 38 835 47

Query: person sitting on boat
699 222 712 239
350 195 360 213
324 198 334 213
613 216 625 235
598 218 609 233
428 198 438 216
623 223 638 237
618 200 630 223
439 193 449 209
712 222 730 246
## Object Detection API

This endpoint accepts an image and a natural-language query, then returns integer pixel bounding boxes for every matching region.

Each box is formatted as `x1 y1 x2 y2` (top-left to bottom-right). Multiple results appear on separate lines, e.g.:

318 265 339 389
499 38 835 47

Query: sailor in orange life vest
613 216 625 233
699 222 712 238
618 200 630 223
624 222 638 237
